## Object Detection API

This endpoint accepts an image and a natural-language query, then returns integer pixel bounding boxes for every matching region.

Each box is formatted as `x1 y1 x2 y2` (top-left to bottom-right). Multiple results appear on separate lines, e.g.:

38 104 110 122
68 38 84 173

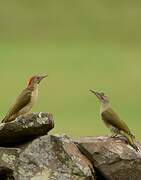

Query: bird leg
110 127 120 138
110 133 118 138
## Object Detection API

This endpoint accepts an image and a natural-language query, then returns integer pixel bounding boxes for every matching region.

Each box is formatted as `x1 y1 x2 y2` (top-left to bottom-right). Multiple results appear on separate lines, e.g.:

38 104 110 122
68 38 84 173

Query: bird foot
110 134 118 138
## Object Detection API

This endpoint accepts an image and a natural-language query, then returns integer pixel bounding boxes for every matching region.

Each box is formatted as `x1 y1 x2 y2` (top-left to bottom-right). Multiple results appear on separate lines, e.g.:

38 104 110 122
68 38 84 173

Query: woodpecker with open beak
90 89 139 151
2 74 47 123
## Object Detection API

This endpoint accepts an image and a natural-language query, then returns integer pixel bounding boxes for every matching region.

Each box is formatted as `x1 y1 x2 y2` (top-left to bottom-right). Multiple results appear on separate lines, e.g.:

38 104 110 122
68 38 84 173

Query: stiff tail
1 117 7 123
130 143 139 151
1 117 8 123
1 114 12 123
123 132 139 151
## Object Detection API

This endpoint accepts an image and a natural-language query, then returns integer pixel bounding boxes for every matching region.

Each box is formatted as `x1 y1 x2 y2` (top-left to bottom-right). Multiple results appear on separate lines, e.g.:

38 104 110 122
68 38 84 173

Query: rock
0 113 140 180
0 113 54 146
0 147 19 180
76 136 141 180
0 135 95 180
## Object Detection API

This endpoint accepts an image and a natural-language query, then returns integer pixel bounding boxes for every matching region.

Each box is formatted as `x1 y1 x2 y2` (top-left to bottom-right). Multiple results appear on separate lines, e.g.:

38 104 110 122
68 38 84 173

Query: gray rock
0 113 141 180
0 113 54 146
76 136 141 180
0 147 20 179
0 135 95 180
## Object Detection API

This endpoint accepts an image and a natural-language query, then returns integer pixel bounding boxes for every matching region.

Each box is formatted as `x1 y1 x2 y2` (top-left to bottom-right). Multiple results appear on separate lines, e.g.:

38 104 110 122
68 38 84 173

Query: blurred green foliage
0 1 141 139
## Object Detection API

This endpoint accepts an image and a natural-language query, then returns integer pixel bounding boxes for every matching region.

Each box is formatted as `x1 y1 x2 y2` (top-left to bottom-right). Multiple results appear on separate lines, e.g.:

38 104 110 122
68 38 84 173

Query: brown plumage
90 89 138 151
2 74 47 123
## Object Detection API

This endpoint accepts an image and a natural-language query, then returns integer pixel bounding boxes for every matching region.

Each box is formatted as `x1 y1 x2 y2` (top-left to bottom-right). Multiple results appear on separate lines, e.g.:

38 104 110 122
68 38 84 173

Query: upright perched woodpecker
90 89 138 151
2 74 47 123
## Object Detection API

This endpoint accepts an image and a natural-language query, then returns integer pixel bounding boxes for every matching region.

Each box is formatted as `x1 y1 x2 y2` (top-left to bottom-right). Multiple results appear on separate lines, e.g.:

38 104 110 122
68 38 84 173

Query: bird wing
101 108 130 133
2 88 32 122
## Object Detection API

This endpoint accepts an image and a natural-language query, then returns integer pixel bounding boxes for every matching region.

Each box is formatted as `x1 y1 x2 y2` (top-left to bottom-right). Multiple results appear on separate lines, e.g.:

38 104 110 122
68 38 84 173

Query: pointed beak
38 74 48 83
41 74 48 79
89 89 101 100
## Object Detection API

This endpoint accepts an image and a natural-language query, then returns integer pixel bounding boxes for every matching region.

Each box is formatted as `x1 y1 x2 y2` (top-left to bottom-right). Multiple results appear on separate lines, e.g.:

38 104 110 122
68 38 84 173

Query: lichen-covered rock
0 147 20 179
0 113 140 180
0 135 95 180
0 113 54 146
14 134 95 180
76 136 141 180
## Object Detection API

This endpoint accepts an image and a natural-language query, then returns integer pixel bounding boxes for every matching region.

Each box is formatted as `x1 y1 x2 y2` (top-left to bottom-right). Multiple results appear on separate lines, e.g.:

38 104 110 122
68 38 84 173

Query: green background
0 1 141 139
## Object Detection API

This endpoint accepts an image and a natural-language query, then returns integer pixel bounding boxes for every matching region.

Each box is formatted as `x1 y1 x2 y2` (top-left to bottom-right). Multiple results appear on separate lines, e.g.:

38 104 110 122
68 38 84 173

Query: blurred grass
0 42 141 139
0 1 141 139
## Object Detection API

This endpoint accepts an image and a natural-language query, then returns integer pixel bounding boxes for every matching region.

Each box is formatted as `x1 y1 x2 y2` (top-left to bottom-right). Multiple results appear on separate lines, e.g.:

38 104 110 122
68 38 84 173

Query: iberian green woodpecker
90 89 138 151
2 74 47 123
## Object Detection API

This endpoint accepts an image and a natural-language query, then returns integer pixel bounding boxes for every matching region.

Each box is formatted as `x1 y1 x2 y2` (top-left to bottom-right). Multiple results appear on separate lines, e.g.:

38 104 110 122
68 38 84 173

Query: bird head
89 89 109 104
28 74 48 86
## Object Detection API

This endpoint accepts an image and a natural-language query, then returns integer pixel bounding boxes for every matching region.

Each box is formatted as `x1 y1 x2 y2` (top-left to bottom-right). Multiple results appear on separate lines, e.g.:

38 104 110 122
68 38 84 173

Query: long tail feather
130 143 139 151
122 132 139 151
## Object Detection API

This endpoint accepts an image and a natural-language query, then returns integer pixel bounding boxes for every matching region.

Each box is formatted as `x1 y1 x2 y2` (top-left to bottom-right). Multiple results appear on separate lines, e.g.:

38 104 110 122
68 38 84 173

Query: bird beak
89 89 101 100
41 74 48 79
38 74 48 83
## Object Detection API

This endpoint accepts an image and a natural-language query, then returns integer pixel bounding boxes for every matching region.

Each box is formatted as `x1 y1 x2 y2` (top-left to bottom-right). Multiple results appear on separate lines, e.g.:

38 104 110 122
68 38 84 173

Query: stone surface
76 136 141 180
0 135 95 180
0 113 54 146
0 147 19 179
0 114 141 180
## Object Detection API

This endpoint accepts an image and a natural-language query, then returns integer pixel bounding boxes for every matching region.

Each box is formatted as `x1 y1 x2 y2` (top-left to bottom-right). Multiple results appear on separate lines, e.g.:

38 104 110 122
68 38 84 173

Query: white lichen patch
97 136 108 141
2 153 16 168
38 112 42 118
18 167 26 176
36 117 48 124
54 134 62 137
18 166 33 177
15 116 23 122
28 122 34 127
55 134 71 143
82 166 91 175
71 155 91 176
31 169 50 180
62 138 71 144
23 125 29 129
